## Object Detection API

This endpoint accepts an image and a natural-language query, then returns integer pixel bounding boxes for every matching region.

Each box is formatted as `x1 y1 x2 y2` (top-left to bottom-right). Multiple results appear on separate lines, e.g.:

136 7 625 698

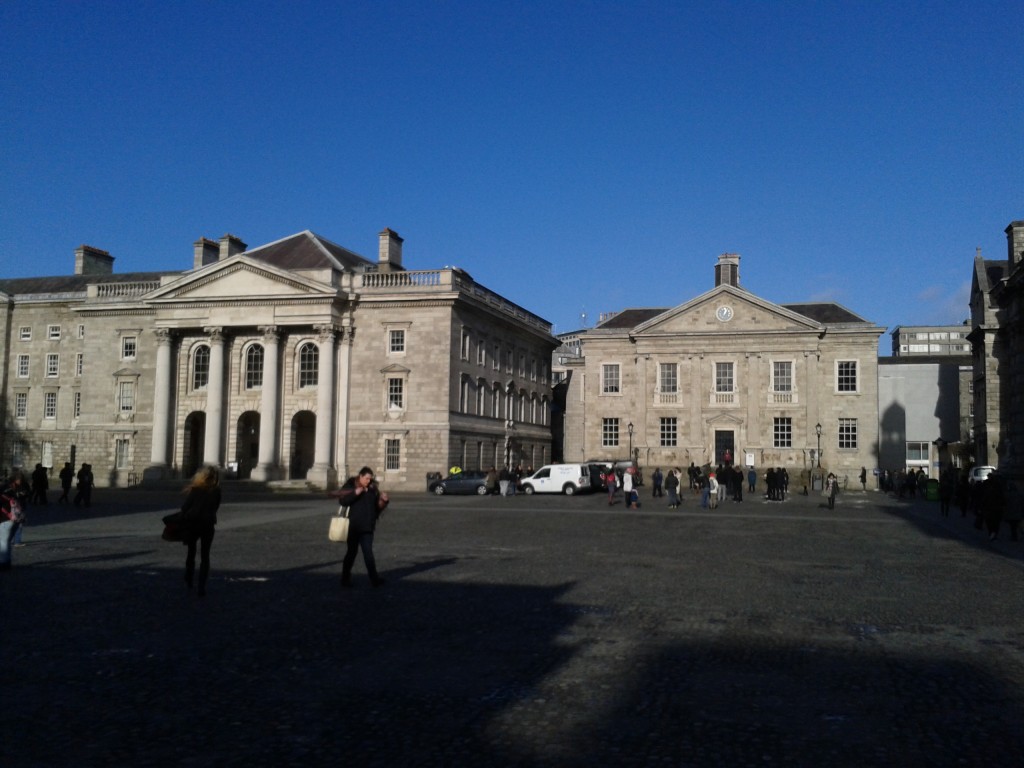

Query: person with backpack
1 470 29 571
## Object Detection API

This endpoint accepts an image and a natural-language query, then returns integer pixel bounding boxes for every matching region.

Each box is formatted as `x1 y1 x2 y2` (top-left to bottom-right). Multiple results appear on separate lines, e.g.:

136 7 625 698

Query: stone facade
0 230 558 491
967 246 1008 467
991 220 1024 483
563 254 884 481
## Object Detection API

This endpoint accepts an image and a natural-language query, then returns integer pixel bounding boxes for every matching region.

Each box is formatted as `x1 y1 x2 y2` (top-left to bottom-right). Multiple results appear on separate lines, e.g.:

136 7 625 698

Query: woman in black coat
180 465 221 596
332 466 389 588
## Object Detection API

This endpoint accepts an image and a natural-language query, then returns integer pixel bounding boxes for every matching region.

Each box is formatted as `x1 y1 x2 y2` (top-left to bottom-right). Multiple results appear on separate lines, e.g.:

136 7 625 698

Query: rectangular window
773 361 792 392
715 362 734 392
602 364 621 394
602 417 620 447
659 363 678 393
19 326 31 341
476 384 485 415
506 349 514 373
14 392 28 418
385 438 401 470
389 329 405 354
119 381 135 413
17 354 29 378
46 353 59 377
115 438 130 469
773 417 792 448
122 336 137 360
493 343 501 370
906 441 929 462
459 379 469 413
660 417 677 447
78 324 85 339
73 391 81 418
838 418 858 449
461 330 471 360
76 353 83 377
530 358 536 381
388 377 404 410
837 361 858 392
519 354 526 377
477 342 486 367
48 324 61 340
44 391 57 419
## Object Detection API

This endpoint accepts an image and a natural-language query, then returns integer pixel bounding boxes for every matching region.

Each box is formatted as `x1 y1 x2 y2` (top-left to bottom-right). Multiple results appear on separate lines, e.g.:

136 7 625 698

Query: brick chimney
715 253 740 288
219 234 246 260
378 228 404 272
1006 220 1024 268
74 245 114 275
193 238 219 269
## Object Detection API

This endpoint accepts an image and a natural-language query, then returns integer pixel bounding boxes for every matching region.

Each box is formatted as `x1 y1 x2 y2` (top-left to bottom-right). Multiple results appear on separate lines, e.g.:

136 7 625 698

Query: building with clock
560 253 884 481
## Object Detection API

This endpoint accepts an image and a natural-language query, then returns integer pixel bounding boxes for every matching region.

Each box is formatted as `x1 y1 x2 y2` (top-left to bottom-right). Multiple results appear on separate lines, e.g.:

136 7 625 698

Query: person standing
180 466 221 597
980 472 1005 542
665 470 680 509
1 471 29 571
826 472 839 509
707 473 719 509
859 466 868 491
938 467 956 517
747 467 756 494
499 466 511 497
58 462 74 504
31 464 49 506
73 463 94 507
333 466 389 588
651 467 663 498
605 469 617 505
622 466 634 502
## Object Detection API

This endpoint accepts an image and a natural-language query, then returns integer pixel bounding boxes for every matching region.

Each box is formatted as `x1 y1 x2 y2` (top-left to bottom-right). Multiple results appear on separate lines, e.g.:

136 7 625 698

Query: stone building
562 254 884 482
0 229 558 490
989 219 1024 481
967 242 1009 468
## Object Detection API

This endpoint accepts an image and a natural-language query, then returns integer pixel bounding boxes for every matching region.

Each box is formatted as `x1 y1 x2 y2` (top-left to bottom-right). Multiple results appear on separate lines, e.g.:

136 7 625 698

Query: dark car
428 470 489 495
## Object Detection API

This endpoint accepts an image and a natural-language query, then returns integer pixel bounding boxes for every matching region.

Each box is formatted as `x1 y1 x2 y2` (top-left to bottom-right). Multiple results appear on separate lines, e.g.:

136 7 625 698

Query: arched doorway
290 411 316 479
183 412 206 478
235 411 260 479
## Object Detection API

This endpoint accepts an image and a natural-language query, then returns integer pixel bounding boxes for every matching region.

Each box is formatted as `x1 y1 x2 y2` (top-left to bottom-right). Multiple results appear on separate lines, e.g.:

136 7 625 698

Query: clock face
716 305 734 322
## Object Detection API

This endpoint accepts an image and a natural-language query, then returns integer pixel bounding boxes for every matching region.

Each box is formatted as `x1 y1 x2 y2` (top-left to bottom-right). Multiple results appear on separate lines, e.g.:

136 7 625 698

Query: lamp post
815 423 822 468
627 421 634 463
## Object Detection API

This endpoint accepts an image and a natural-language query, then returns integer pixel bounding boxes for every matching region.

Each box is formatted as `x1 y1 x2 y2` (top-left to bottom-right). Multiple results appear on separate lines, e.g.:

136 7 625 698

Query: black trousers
185 526 215 591
343 530 380 583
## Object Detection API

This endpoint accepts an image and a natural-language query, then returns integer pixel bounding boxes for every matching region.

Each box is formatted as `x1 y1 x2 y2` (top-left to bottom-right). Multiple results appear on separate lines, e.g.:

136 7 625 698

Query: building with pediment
561 254 884 481
0 229 558 490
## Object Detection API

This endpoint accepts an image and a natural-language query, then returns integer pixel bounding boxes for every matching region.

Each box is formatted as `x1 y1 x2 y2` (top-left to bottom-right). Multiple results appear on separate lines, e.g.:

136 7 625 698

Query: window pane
837 361 857 392
660 363 677 393
773 361 792 392
838 418 858 448
246 345 265 389
44 392 58 418
385 438 401 470
602 364 620 394
389 329 405 353
119 382 135 412
660 417 677 447
122 336 137 359
602 417 619 447
388 377 404 409
715 362 734 392
194 346 210 390
299 343 318 387
773 417 792 448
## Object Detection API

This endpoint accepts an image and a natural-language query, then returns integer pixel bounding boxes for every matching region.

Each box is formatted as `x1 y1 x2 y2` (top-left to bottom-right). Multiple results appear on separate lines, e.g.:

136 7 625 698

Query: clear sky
3 1 1022 350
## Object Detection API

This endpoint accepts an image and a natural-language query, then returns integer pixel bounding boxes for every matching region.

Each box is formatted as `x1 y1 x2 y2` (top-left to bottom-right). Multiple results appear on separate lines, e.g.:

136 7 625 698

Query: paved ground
3 483 1023 767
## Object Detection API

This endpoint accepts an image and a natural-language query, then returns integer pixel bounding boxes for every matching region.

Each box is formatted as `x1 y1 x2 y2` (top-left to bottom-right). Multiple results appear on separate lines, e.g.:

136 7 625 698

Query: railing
92 281 162 300
770 392 797 404
712 391 735 405
655 391 680 405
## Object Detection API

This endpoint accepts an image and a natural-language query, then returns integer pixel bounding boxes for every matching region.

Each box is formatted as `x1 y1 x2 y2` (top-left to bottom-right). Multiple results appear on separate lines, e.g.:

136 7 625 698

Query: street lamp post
815 423 822 468
627 421 634 462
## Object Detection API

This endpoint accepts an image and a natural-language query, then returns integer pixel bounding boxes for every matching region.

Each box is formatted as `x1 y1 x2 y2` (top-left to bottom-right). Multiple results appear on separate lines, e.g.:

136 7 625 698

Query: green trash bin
926 478 939 501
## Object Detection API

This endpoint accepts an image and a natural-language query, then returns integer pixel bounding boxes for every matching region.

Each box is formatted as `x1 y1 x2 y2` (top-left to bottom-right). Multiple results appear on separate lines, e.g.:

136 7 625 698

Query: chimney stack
74 245 114 275
193 238 219 269
715 253 740 288
1006 220 1024 268
219 234 246 261
378 228 404 272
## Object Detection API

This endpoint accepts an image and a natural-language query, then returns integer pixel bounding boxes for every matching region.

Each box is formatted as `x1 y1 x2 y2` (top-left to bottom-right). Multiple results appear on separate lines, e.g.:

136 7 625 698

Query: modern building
890 325 971 357
0 229 559 490
562 253 884 483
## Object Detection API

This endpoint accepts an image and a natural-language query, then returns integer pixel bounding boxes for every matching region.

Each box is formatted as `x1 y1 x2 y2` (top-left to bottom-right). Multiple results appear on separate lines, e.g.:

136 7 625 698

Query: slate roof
245 231 374 271
781 303 867 324
0 271 178 296
596 309 667 329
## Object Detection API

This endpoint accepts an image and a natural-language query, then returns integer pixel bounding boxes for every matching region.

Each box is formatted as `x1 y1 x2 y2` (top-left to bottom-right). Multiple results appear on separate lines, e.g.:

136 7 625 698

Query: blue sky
3 1 1022 350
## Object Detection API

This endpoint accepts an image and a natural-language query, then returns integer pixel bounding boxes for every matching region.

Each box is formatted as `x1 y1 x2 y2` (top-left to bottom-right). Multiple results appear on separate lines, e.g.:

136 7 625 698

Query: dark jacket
181 486 221 531
336 479 387 535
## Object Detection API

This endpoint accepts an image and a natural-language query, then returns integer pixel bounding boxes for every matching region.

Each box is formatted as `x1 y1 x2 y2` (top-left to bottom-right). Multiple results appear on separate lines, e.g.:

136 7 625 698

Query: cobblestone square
3 486 1023 766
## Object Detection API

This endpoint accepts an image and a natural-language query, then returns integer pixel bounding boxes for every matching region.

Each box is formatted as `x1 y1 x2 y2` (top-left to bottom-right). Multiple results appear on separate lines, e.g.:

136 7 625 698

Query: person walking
180 466 221 597
938 467 956 517
0 471 29 571
333 466 389 588
58 462 74 504
651 467 663 498
665 469 680 509
980 472 1005 542
826 472 839 509
73 463 94 507
30 464 49 506
707 472 719 509
605 469 618 505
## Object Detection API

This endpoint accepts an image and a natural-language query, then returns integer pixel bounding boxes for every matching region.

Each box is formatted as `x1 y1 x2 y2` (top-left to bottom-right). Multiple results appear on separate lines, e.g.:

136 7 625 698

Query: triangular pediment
380 363 411 374
633 285 822 335
145 256 336 304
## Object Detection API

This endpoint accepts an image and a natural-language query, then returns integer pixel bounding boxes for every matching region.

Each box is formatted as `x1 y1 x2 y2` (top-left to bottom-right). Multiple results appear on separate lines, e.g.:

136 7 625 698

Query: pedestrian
747 466 756 494
499 466 511 497
980 472 1005 541
622 466 634 502
1004 480 1023 542
651 467 663 498
485 466 498 495
707 472 719 509
31 463 49 506
605 469 618 505
688 462 697 491
780 468 789 500
1 471 29 571
859 466 867 491
58 462 74 504
955 473 969 517
938 467 956 517
665 469 680 508
332 466 389 588
73 462 94 507
825 472 839 509
180 465 221 596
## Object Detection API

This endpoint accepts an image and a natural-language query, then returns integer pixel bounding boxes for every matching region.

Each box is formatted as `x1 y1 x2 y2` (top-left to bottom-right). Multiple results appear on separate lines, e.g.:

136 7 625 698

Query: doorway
715 430 735 466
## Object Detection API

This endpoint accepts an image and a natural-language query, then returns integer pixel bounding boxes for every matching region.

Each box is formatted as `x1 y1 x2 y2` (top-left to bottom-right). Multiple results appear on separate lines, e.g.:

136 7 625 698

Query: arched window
193 345 210 390
298 343 318 388
246 344 264 389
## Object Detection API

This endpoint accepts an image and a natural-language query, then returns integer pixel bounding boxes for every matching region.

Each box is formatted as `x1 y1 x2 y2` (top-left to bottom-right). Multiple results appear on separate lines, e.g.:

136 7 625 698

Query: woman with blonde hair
180 465 221 596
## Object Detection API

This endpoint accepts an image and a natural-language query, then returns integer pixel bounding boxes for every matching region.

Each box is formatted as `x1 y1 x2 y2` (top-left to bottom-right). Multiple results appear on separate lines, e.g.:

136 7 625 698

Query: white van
520 464 591 495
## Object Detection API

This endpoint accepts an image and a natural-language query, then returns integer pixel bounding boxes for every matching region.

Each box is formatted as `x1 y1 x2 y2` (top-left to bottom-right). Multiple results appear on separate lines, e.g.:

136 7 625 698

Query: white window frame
76 353 83 377
118 381 135 413
14 392 28 419
838 418 858 449
492 343 501 371
77 324 85 339
773 417 792 448
389 328 406 355
387 376 405 411
772 360 793 392
45 353 59 378
297 342 318 389
44 391 58 419
836 360 859 393
48 324 61 340
660 417 677 447
461 329 471 361
115 438 131 469
602 417 620 447
17 354 29 378
121 335 137 361
602 363 621 394
715 362 735 393
477 342 486 367
19 326 31 341
659 363 678 394
385 438 401 471
73 391 81 418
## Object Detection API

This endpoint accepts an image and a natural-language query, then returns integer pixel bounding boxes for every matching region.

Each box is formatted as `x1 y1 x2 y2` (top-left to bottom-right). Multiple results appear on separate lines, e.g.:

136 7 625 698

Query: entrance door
715 430 735 466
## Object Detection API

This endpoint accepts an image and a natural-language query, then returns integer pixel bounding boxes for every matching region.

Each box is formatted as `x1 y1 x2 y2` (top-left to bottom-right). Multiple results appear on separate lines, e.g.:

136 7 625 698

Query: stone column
144 328 174 481
333 325 354 485
252 327 281 481
307 325 338 488
202 327 226 467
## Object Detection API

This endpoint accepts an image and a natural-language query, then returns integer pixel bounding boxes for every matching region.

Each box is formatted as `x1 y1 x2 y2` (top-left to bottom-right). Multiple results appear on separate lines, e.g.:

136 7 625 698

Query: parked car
520 464 592 495
429 470 489 495
968 465 996 485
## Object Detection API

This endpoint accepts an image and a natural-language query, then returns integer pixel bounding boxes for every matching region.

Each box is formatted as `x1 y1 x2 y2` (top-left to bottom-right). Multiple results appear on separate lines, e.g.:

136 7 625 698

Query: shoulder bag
329 506 350 542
